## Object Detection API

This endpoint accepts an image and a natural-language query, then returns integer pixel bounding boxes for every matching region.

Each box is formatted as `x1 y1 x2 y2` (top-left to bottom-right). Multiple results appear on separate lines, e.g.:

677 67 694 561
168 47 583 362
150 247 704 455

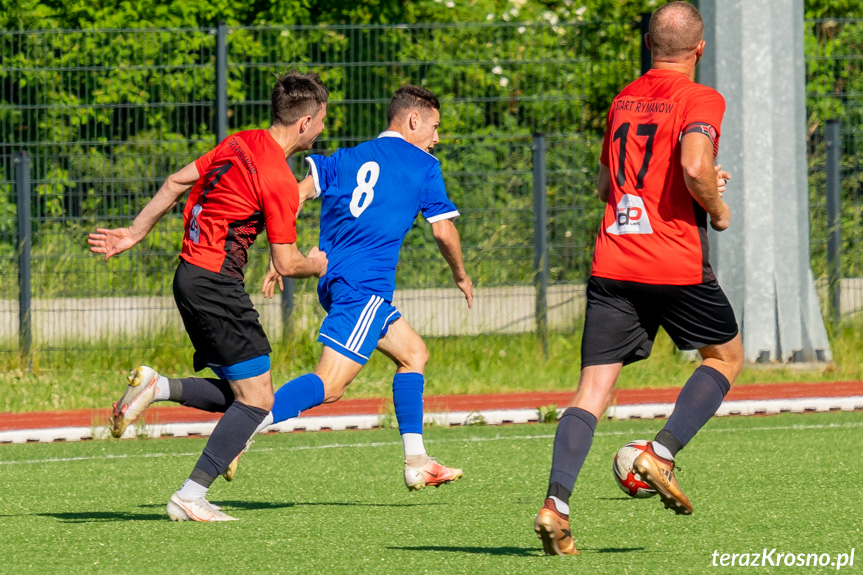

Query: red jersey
180 130 299 279
592 68 725 285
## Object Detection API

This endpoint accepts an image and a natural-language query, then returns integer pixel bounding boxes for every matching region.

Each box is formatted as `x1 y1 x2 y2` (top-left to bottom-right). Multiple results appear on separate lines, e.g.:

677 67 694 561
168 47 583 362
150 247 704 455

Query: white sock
652 441 674 461
402 433 426 457
550 496 570 515
253 412 274 435
177 478 208 500
153 376 170 402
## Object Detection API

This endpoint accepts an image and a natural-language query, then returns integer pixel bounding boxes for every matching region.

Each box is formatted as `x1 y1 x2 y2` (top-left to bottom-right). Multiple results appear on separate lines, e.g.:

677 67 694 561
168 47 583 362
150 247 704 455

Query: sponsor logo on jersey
606 194 653 235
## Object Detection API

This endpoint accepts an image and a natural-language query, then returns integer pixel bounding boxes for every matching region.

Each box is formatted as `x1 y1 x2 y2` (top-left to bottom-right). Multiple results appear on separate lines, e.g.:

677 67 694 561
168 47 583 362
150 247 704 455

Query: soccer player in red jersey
535 2 744 555
88 71 329 522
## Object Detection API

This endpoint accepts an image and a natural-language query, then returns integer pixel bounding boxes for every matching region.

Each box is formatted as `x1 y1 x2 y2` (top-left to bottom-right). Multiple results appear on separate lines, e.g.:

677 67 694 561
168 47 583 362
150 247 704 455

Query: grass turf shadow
37 510 165 522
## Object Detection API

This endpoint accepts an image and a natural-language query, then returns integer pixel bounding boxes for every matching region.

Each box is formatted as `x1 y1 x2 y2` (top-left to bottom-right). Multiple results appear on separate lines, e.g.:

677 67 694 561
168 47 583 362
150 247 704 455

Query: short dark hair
271 71 329 127
387 85 440 124
648 1 704 60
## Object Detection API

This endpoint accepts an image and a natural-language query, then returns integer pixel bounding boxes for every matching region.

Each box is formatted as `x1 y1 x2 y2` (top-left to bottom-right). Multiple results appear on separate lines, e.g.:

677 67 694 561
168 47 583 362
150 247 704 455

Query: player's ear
644 33 652 52
299 115 312 133
694 40 705 65
408 110 420 131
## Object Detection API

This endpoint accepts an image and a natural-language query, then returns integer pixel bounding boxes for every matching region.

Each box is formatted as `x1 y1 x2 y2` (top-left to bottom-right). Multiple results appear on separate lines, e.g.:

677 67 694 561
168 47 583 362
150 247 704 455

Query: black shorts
173 259 271 372
581 276 739 368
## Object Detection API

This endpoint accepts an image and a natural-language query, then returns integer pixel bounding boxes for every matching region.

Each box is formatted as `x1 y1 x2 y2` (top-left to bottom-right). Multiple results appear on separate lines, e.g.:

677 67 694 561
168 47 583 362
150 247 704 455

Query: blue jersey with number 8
305 132 459 301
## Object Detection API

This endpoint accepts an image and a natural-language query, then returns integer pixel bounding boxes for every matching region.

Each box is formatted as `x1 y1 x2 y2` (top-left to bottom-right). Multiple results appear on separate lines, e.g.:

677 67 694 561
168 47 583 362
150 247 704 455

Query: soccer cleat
110 366 160 438
222 439 254 482
166 492 237 522
404 457 463 491
534 498 579 556
632 442 693 515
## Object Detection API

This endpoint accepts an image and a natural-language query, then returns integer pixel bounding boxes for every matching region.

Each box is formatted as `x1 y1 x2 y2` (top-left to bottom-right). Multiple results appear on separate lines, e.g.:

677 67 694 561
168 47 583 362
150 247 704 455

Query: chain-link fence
806 18 863 325
1 18 860 361
0 21 636 359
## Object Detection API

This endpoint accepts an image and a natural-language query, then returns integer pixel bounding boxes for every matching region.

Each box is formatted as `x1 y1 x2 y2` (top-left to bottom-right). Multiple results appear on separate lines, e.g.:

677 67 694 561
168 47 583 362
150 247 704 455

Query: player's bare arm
597 162 611 203
269 242 328 280
431 218 473 309
88 160 201 259
296 175 317 217
681 132 730 231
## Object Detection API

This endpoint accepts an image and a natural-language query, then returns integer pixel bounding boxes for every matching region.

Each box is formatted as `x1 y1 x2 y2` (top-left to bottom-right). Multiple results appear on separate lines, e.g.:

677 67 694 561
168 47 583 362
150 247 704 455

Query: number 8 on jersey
350 161 380 218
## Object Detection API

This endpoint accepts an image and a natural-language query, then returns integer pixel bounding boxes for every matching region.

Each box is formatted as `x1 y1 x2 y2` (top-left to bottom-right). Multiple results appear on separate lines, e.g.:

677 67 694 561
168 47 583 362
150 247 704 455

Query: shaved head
648 1 704 60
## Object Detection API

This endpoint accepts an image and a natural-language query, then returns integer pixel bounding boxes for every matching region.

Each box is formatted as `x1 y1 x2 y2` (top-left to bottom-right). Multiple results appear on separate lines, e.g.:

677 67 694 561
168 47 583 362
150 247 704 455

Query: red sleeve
600 107 613 166
194 147 218 176
261 172 299 244
681 87 725 150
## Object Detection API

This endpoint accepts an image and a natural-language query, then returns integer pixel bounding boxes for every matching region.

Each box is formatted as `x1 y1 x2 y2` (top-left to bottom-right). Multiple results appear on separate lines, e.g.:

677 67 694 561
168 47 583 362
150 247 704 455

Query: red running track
1 380 861 431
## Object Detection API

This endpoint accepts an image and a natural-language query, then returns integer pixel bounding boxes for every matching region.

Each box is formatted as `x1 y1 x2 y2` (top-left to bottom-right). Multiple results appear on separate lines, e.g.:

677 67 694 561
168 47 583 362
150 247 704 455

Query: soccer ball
613 440 657 498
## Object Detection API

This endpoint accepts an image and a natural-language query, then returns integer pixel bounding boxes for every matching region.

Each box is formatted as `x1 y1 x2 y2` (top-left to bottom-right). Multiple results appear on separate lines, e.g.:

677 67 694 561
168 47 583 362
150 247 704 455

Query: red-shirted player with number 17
534 2 744 556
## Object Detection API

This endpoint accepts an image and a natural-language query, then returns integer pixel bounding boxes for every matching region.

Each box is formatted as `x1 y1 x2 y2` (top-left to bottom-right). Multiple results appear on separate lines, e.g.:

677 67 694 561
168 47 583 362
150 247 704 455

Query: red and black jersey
592 68 725 285
180 130 299 279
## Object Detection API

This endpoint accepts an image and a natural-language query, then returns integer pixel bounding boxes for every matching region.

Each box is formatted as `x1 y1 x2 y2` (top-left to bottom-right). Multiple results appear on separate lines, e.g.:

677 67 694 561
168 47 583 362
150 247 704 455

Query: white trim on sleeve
425 210 460 223
304 156 322 199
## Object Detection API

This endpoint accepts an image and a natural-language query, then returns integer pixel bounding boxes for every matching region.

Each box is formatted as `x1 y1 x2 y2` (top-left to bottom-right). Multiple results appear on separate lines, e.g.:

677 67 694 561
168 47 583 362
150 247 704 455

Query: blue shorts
318 282 401 365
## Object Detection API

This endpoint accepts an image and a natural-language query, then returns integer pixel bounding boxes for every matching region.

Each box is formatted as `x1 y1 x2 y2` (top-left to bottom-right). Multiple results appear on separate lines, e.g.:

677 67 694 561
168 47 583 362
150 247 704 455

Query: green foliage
537 403 560 423
805 18 863 279
0 2 860 352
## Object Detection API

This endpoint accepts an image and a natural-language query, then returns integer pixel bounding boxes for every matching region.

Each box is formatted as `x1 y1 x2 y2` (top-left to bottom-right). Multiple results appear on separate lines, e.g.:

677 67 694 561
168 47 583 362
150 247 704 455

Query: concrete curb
3 393 861 445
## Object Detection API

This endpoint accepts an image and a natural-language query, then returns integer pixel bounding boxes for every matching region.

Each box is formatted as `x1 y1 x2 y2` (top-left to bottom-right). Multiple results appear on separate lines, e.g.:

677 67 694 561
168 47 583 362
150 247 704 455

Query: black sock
192 401 268 479
167 378 184 402
546 407 598 506
659 365 731 456
175 377 235 413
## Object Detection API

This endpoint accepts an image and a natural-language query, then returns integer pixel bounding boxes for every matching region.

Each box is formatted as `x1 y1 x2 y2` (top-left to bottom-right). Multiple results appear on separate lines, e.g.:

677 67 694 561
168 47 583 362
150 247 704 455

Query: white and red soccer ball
613 440 658 498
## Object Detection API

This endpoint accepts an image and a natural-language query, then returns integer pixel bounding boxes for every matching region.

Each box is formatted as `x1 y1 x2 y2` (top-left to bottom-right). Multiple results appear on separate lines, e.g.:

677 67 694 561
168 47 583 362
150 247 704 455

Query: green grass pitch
1 411 860 574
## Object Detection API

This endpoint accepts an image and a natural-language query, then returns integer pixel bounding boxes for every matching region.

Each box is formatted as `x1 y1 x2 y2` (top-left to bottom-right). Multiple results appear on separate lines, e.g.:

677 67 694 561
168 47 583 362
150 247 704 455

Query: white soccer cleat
110 366 159 438
166 492 237 522
404 457 464 491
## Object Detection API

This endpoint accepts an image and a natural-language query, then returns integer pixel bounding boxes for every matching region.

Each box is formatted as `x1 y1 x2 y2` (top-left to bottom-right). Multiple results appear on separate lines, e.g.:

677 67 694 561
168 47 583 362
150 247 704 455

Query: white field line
2 420 862 467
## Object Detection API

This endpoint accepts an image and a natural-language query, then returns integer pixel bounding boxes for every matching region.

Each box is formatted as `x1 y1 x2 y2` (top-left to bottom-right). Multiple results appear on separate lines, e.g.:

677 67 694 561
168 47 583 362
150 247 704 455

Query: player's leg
376 318 463 490
110 367 235 438
110 262 240 437
224 290 380 482
270 346 362 426
168 357 274 522
260 290 382 430
257 290 395 430
536 277 653 555
220 346 360 483
634 281 741 515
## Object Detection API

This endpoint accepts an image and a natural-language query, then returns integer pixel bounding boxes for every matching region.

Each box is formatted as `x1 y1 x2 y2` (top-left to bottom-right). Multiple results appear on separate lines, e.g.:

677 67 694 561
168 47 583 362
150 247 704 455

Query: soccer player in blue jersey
233 86 473 489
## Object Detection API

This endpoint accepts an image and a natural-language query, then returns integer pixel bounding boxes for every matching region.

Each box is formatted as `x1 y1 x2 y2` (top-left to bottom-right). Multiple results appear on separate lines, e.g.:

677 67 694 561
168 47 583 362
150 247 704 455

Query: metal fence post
281 278 296 340
216 22 228 144
532 133 549 359
825 119 841 329
15 151 32 363
640 13 652 75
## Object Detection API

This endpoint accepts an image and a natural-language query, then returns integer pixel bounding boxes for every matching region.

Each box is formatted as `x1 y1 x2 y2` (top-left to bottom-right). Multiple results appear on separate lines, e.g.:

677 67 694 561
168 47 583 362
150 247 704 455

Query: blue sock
271 374 326 424
392 372 424 435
